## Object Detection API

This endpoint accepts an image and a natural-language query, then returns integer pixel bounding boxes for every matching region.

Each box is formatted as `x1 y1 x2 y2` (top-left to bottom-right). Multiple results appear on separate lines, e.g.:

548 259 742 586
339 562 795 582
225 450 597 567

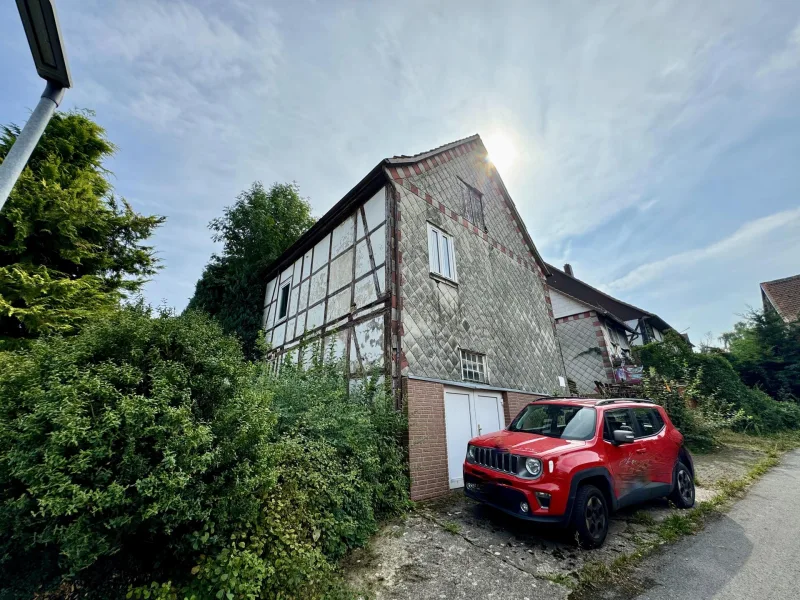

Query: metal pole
0 80 65 211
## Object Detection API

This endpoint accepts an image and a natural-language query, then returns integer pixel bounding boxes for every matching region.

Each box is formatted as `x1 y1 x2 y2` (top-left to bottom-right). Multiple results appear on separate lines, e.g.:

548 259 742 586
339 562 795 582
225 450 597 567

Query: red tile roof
761 274 800 322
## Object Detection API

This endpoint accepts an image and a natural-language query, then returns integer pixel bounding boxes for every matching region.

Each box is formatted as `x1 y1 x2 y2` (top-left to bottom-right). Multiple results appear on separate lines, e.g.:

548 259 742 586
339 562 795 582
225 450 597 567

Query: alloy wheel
677 469 694 504
585 495 606 538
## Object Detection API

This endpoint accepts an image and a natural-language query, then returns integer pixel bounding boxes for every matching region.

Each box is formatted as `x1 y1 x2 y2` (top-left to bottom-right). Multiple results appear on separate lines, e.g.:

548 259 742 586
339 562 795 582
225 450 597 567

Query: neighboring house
546 263 680 395
761 274 800 323
261 134 567 500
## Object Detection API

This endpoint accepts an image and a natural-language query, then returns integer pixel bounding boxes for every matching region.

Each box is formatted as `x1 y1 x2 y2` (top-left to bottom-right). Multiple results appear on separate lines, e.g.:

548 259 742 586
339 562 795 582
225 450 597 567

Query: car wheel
572 484 609 548
669 461 695 509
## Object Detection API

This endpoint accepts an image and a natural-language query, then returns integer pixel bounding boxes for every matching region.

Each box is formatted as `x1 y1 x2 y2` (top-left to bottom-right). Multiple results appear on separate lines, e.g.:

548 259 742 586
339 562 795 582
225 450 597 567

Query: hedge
0 305 407 599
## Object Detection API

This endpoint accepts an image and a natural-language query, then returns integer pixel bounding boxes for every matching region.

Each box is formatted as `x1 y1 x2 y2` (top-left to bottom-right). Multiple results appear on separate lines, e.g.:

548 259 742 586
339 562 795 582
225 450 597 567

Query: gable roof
550 288 636 333
545 263 674 333
761 274 800 322
264 134 549 281
387 134 549 275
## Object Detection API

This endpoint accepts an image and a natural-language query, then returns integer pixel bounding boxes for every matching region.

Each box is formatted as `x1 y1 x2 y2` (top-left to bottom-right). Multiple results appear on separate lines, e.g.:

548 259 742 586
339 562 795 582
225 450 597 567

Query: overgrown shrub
642 367 744 451
0 306 407 599
635 330 800 436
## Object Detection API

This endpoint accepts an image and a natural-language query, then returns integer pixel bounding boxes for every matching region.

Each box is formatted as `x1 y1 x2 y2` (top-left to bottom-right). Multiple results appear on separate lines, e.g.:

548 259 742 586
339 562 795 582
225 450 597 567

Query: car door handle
636 448 647 454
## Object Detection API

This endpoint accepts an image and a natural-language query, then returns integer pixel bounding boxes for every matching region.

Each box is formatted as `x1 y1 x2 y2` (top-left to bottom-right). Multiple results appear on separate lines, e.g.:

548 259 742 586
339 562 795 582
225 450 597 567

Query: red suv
463 398 695 547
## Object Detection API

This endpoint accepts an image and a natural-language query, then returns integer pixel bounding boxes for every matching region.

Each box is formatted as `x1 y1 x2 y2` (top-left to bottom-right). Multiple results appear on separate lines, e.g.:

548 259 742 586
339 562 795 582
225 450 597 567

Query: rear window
509 404 597 441
633 407 665 438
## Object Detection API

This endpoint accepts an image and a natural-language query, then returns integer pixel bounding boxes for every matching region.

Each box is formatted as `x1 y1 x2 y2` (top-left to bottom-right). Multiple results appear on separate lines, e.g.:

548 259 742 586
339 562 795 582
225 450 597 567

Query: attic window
458 178 486 231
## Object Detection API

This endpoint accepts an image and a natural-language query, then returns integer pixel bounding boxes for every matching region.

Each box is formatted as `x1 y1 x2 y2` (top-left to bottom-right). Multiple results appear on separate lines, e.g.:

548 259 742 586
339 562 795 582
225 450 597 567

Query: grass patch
441 521 461 535
629 511 656 526
567 441 790 599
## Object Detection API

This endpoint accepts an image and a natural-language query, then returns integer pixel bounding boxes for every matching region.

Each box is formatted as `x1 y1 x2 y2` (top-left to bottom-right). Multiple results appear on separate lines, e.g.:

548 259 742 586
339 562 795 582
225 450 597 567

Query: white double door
444 386 504 489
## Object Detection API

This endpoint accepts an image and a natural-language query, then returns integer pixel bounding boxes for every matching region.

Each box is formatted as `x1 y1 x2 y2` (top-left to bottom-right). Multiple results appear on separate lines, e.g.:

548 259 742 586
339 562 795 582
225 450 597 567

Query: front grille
474 447 518 475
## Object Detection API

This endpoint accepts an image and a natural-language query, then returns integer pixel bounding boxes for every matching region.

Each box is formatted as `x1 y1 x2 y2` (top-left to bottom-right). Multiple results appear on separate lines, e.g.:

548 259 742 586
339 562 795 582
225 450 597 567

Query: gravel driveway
345 445 766 599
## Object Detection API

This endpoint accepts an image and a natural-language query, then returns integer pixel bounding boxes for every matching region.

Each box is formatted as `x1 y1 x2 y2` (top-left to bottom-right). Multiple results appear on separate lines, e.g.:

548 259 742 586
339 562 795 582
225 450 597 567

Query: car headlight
524 457 542 478
466 444 476 461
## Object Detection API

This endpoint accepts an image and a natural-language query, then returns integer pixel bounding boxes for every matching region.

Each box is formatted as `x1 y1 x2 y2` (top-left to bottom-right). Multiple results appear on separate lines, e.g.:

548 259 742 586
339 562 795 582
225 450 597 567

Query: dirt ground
344 444 767 599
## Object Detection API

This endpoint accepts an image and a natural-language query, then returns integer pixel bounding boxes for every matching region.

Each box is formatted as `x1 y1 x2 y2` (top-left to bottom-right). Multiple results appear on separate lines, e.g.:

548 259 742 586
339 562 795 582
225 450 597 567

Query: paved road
635 449 800 600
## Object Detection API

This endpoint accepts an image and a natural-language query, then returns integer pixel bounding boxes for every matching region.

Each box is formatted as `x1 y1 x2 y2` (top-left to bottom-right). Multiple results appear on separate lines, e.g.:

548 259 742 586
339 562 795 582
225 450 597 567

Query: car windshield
508 404 597 441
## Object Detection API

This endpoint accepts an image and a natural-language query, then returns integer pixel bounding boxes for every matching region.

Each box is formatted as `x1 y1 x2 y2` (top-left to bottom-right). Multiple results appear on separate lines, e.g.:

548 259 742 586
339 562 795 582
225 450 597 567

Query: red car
463 398 695 547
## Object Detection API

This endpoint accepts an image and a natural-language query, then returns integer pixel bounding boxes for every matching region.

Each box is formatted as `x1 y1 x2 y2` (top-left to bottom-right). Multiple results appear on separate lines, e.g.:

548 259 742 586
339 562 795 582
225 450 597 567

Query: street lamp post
0 0 72 211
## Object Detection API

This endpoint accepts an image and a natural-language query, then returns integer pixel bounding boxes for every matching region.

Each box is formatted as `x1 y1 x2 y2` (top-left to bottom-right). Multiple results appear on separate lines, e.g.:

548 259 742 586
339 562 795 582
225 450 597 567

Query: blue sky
1 0 799 343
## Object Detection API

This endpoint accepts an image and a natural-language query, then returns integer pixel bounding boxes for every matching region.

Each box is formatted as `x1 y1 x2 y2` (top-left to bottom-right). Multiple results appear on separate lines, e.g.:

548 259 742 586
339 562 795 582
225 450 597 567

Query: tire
572 484 609 548
669 461 695 509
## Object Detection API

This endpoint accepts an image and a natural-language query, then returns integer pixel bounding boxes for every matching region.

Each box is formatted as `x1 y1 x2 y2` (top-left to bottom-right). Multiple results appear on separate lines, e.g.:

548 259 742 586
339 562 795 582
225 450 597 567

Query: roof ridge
386 134 480 164
761 273 800 287
545 262 654 317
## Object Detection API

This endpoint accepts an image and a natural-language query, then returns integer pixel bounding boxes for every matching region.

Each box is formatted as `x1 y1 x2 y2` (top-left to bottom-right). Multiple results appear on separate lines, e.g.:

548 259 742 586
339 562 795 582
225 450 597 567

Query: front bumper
463 472 570 526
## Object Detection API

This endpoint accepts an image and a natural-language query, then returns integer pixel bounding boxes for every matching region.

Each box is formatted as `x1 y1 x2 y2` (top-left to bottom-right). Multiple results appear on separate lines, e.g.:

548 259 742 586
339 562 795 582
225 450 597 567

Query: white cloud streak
606 207 800 294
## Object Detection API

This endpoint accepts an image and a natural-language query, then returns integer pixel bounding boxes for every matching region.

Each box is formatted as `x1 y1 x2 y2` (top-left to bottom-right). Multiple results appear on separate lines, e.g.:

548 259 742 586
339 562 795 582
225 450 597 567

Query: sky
1 0 799 344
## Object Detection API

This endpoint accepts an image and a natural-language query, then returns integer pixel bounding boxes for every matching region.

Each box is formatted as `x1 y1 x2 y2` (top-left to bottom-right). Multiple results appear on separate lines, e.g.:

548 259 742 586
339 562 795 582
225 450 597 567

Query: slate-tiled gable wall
391 143 566 394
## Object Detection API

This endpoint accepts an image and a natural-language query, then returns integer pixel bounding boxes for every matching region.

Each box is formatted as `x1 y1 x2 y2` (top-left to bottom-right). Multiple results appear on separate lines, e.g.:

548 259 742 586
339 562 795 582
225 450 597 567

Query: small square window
277 283 291 320
460 350 487 383
428 223 457 281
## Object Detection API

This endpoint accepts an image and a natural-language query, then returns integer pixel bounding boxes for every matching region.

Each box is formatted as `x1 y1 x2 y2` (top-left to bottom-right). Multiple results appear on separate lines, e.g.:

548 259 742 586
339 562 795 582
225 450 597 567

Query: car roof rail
596 398 655 406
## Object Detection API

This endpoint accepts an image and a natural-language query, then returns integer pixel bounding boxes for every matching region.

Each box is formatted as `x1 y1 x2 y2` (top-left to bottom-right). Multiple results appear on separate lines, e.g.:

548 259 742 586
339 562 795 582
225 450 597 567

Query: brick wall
503 391 547 425
405 378 450 500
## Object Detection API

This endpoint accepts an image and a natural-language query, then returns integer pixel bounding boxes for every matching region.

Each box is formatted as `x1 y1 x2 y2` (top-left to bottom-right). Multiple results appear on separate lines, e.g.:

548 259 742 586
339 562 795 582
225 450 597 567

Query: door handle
636 448 647 454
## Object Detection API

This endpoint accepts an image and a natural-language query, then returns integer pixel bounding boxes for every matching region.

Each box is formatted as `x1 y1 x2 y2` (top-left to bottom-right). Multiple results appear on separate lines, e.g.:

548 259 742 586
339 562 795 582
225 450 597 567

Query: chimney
564 263 574 277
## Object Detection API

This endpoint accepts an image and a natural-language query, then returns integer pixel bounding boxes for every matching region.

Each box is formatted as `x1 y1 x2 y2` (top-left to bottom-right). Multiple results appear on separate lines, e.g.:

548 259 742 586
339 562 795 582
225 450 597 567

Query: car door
631 407 675 486
603 408 650 505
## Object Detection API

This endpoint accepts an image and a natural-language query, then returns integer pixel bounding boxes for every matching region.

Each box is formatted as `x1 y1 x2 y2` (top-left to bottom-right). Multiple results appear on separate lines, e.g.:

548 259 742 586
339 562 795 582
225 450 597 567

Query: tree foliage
187 182 314 357
0 305 407 599
0 111 163 347
720 309 800 401
635 330 800 435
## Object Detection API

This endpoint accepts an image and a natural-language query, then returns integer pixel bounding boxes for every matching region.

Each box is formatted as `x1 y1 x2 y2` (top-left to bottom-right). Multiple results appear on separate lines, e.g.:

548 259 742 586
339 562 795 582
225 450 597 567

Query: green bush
635 331 800 436
0 306 407 599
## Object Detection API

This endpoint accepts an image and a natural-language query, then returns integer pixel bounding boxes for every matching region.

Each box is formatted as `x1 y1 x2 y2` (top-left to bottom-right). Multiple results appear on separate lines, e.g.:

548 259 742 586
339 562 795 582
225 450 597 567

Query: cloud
36 0 800 324
758 21 800 79
605 207 800 294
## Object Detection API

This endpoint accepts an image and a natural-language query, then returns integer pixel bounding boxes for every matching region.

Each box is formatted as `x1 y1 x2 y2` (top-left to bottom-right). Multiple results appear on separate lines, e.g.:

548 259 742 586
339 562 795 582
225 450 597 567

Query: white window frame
427 223 457 282
277 282 291 322
460 349 487 383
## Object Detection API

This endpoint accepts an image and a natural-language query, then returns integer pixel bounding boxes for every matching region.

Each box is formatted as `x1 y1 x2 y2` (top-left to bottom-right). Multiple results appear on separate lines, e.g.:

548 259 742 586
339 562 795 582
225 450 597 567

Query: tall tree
722 309 800 401
188 182 314 357
0 111 163 348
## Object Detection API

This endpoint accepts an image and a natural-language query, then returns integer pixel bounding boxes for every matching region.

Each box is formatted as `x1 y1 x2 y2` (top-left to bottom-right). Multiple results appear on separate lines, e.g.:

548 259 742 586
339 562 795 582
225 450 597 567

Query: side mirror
613 429 635 444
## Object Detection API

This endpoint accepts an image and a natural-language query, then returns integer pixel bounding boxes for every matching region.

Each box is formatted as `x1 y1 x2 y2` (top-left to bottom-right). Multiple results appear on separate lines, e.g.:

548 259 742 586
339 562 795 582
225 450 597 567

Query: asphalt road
634 449 800 600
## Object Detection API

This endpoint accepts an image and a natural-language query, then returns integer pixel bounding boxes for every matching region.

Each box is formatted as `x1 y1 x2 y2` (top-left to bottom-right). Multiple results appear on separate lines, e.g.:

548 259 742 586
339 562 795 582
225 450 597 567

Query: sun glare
484 132 517 173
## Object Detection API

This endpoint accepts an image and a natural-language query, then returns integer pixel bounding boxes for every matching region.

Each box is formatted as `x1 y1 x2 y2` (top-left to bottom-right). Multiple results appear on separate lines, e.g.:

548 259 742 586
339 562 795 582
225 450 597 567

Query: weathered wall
555 311 611 394
550 288 591 319
389 141 566 395
262 187 389 386
600 320 631 363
